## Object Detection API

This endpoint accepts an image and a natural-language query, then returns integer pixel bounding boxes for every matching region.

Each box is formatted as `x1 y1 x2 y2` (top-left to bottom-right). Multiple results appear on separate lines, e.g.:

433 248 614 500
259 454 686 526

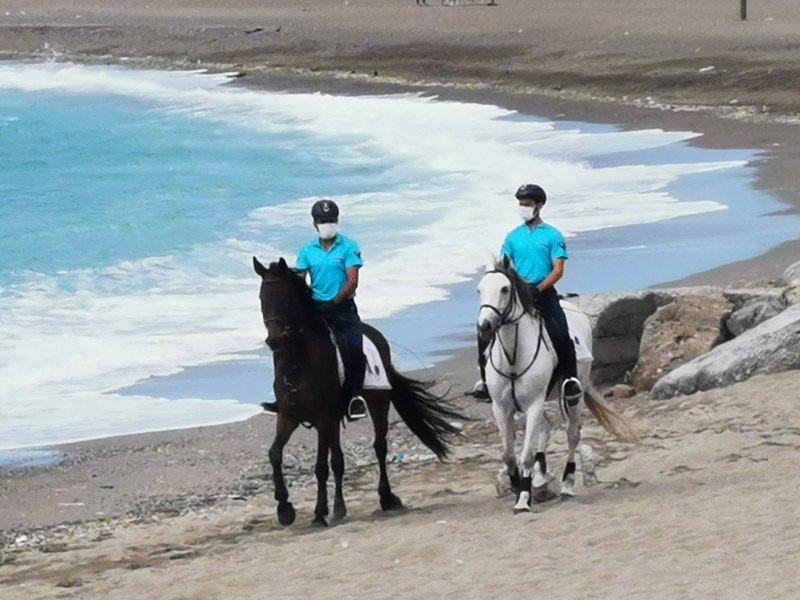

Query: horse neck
496 305 537 338
276 309 333 370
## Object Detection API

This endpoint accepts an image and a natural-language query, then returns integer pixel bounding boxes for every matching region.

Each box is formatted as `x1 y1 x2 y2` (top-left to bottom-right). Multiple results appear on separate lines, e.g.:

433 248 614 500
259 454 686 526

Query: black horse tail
362 324 465 461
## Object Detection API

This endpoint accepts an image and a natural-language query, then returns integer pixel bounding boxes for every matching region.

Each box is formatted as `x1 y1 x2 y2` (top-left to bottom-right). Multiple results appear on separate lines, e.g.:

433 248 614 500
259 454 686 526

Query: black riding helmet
515 184 547 204
311 199 339 223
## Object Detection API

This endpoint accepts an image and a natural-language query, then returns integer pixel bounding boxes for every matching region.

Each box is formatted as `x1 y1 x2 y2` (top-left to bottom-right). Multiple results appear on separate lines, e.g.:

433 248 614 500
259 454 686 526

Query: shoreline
1 57 797 460
2 55 799 465
2 0 800 522
2 5 800 595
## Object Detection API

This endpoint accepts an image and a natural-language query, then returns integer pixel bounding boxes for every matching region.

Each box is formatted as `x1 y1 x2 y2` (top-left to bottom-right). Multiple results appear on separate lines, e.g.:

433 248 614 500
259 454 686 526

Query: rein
482 270 548 413
260 278 305 345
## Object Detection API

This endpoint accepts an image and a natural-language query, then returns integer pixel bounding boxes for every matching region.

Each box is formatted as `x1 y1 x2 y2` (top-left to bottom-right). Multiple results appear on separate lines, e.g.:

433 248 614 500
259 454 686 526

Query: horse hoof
333 503 348 521
277 502 296 526
380 493 404 512
513 491 531 514
312 515 328 528
561 475 576 498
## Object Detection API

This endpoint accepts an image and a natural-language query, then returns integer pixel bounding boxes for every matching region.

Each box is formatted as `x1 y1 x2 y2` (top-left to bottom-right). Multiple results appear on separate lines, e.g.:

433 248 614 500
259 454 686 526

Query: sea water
1 61 797 453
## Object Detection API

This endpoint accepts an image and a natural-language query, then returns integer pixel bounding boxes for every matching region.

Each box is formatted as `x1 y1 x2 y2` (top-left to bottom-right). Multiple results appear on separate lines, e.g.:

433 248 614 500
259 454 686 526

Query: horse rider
473 184 583 404
262 199 369 421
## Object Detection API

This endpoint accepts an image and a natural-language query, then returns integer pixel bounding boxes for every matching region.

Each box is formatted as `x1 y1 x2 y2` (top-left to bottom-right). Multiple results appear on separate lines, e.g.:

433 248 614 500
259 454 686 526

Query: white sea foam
0 62 744 448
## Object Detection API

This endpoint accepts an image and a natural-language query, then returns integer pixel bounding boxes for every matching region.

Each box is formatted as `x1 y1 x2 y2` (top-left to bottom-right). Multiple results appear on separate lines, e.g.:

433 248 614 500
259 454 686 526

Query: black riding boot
533 287 583 402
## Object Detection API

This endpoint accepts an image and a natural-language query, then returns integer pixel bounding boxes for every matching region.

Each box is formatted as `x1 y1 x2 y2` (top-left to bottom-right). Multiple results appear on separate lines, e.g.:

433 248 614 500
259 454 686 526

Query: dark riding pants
478 287 577 383
319 299 366 400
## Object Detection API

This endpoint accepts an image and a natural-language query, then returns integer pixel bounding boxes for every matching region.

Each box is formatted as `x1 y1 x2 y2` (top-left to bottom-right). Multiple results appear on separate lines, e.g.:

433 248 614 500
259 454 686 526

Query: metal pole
740 0 747 21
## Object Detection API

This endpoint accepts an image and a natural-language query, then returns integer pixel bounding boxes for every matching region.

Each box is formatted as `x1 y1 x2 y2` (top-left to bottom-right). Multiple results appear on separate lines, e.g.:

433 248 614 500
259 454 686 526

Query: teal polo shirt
296 234 364 302
500 222 568 285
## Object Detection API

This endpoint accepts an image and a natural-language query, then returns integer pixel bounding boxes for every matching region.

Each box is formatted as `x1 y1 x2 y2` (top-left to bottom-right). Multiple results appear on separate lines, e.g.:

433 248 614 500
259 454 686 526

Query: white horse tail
584 387 640 444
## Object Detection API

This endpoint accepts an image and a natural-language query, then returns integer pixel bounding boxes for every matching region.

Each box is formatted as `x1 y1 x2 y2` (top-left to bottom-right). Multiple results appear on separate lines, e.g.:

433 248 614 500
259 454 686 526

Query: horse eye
501 286 509 294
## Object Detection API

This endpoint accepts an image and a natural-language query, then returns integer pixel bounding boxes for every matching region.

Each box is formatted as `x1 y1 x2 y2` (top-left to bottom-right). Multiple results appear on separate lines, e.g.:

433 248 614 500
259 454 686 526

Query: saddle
328 327 391 391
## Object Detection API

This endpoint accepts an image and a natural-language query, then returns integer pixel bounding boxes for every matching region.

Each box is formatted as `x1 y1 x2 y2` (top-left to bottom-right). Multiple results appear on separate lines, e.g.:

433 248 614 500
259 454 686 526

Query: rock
56 577 84 588
603 384 636 400
572 287 722 385
784 285 800 306
572 291 674 384
782 261 800 286
721 287 786 310
651 303 800 399
726 295 786 337
630 295 731 390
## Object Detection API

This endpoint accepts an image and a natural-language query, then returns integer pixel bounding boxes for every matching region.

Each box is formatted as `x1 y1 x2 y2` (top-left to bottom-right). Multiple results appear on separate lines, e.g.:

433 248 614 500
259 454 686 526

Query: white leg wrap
561 473 575 497
513 491 531 513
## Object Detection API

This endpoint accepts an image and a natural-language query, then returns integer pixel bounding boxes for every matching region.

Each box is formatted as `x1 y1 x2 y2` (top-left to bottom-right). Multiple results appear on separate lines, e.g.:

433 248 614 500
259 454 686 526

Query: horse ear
502 254 510 270
253 256 268 278
275 257 289 276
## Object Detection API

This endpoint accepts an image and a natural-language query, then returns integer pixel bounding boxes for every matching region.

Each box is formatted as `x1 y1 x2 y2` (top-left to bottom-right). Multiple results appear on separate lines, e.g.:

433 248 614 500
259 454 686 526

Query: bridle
480 269 547 412
479 269 527 326
260 278 304 350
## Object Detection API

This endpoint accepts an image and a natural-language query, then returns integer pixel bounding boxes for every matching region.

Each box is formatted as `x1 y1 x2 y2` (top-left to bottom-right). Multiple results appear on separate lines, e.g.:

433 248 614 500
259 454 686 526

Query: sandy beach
2 1 800 598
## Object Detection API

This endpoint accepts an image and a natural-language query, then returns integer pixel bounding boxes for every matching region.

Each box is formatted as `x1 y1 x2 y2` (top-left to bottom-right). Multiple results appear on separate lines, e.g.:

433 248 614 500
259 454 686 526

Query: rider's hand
528 285 543 309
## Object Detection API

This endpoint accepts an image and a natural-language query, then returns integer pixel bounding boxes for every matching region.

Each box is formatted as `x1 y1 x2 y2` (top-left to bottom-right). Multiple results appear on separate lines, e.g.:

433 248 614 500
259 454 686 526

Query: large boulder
721 287 786 310
572 287 723 385
725 295 786 337
571 291 673 384
630 295 732 391
782 260 800 287
651 302 800 399
784 285 800 307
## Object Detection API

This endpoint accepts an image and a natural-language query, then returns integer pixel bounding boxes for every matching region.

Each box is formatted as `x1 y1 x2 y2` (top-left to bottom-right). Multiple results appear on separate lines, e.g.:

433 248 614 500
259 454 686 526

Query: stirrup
467 379 491 401
347 395 368 421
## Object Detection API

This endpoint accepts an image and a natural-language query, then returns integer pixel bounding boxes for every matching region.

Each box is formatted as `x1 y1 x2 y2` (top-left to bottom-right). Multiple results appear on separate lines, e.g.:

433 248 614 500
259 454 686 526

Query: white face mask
317 223 339 240
518 205 538 222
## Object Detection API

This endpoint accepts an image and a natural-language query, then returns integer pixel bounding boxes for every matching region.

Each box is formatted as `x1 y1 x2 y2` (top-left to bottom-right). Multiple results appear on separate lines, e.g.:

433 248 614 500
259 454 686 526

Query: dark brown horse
253 256 463 527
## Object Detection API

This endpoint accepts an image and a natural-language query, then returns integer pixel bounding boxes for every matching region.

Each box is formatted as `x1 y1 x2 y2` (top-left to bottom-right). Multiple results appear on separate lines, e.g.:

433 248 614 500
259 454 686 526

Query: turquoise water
1 90 390 289
1 61 798 457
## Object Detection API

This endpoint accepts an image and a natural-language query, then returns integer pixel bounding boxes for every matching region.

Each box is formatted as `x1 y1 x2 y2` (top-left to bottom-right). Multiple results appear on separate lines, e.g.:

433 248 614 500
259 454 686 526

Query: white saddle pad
570 327 594 363
331 333 392 390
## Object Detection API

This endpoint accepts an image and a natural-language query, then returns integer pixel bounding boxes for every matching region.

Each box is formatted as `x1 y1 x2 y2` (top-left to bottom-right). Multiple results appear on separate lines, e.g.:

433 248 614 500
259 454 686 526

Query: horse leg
532 405 551 490
561 392 582 497
515 396 547 512
371 393 403 511
312 425 333 527
269 414 299 526
492 397 522 505
330 425 347 521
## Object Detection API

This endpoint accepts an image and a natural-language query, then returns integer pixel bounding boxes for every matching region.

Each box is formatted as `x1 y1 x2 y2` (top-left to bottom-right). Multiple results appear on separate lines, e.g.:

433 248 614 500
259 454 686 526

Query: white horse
477 258 637 513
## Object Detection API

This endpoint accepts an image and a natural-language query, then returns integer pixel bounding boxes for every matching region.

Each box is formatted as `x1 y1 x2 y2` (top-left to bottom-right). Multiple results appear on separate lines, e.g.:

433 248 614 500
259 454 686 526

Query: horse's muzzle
265 336 284 352
477 319 495 341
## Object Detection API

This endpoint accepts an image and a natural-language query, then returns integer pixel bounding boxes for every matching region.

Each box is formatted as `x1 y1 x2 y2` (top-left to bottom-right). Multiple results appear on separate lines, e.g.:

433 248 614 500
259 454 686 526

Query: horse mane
492 258 535 313
264 260 327 332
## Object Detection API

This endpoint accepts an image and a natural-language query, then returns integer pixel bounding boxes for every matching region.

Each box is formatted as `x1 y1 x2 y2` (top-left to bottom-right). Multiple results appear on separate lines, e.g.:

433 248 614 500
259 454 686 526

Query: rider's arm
294 247 309 275
537 258 565 292
334 267 359 304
